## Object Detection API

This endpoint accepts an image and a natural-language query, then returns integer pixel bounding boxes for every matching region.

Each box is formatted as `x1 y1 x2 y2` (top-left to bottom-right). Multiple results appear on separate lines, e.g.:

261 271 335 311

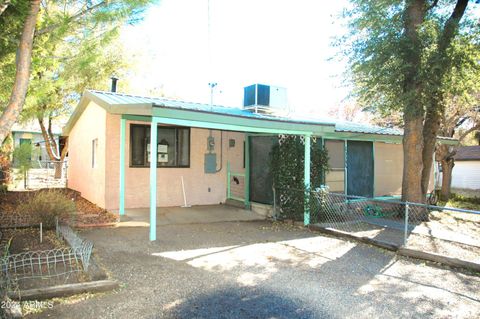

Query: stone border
8 280 119 301
308 224 480 273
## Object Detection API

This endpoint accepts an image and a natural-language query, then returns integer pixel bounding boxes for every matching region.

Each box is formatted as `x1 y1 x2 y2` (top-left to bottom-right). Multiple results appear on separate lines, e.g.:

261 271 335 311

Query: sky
120 0 350 116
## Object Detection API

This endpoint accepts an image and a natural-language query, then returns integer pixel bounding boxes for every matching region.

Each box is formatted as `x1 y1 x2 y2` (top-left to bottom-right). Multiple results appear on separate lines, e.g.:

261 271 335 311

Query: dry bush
17 190 76 229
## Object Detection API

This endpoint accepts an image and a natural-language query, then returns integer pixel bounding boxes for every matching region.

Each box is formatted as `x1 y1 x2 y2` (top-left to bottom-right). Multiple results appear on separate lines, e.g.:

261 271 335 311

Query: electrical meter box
204 153 217 173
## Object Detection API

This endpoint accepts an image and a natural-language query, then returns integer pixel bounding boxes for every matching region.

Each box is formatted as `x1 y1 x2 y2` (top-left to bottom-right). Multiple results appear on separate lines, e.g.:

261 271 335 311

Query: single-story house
452 146 480 196
11 122 63 168
63 85 456 240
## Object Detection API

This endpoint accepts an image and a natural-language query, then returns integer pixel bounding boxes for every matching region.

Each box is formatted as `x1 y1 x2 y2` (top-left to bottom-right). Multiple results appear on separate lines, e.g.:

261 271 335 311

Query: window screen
325 140 345 193
130 124 190 168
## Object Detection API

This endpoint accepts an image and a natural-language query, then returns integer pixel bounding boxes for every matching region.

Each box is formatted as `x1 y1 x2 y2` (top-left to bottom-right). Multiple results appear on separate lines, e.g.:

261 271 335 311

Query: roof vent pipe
110 77 118 93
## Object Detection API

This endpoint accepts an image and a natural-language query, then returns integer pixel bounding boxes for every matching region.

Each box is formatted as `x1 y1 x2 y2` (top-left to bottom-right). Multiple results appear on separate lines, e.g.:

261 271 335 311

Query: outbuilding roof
455 146 480 161
63 90 456 144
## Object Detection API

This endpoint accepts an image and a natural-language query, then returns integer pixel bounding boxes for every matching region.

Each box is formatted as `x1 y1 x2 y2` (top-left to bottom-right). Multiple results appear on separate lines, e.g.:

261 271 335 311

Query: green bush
270 135 329 221
17 190 76 228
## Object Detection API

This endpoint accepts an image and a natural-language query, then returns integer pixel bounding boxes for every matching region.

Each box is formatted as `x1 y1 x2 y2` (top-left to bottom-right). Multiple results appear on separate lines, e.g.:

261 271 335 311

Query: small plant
16 190 76 229
13 143 33 189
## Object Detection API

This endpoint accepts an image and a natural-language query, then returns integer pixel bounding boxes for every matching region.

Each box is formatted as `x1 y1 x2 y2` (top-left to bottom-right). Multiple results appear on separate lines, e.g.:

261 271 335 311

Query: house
63 85 456 240
452 146 480 197
11 121 63 168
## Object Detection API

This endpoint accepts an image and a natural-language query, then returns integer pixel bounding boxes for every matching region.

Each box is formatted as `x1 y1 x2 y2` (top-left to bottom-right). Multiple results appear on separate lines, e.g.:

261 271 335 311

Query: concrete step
225 198 245 209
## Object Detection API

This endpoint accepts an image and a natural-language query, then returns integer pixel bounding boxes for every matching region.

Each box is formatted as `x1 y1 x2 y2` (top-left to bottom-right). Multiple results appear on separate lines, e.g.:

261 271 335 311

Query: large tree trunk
402 117 425 204
0 0 41 143
436 144 456 201
421 110 441 197
440 158 454 201
401 0 427 205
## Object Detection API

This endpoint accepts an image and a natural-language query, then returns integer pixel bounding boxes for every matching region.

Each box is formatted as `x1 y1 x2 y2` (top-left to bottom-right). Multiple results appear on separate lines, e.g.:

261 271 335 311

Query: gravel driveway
29 220 480 319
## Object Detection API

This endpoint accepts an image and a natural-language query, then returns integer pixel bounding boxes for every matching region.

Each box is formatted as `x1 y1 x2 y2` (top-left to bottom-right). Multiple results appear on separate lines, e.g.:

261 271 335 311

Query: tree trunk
54 138 68 179
402 117 425 204
0 0 41 144
401 0 427 205
440 158 454 201
421 110 441 197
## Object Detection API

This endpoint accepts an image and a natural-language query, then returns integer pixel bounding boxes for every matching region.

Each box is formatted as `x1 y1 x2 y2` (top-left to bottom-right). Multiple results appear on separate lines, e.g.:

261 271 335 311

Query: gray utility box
204 153 217 173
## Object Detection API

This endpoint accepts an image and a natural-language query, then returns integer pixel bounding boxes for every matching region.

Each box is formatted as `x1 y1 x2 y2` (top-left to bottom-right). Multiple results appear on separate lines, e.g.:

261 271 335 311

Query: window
92 138 98 168
130 124 190 168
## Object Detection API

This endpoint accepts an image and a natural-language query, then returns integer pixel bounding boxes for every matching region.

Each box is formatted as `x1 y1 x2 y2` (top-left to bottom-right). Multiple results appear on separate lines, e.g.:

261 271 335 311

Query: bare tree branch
458 124 480 142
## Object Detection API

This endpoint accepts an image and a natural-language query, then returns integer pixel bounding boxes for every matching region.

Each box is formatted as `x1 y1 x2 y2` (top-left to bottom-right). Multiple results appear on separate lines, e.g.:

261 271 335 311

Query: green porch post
304 134 311 226
119 118 126 215
244 134 250 209
344 140 348 196
149 119 158 241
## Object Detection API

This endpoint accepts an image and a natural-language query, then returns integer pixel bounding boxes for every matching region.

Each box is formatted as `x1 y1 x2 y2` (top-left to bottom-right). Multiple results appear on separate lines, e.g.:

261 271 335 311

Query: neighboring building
11 121 62 168
452 146 480 196
63 86 456 240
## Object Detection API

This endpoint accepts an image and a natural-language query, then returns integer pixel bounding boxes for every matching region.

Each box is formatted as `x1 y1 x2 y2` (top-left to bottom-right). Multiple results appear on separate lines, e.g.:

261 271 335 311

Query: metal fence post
404 203 409 246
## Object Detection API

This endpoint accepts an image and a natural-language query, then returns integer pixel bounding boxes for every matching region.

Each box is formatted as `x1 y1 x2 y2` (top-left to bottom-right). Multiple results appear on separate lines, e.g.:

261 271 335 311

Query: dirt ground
26 220 480 319
0 188 117 225
0 228 66 253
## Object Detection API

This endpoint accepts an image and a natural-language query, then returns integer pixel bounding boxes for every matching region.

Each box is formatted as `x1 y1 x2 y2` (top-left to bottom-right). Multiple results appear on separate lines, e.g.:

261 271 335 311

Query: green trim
244 134 251 209
344 140 348 196
122 114 152 122
227 161 231 199
304 134 311 226
149 118 158 241
119 118 126 215
372 142 375 197
152 107 329 135
230 195 245 201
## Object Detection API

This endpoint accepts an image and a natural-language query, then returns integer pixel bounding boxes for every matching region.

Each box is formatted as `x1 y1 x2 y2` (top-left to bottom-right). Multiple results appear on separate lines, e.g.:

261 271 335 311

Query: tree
0 0 154 144
12 141 33 189
20 23 128 178
436 94 480 200
0 0 41 145
340 0 479 205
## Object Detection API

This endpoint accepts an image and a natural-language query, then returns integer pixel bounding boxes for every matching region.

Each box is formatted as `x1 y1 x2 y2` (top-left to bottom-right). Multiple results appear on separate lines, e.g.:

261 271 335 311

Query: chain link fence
10 160 68 190
274 187 480 250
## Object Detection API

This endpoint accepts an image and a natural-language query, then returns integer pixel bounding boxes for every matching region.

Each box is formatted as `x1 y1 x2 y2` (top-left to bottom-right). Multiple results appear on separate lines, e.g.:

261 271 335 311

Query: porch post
304 134 311 226
119 117 126 215
244 134 250 209
149 119 158 241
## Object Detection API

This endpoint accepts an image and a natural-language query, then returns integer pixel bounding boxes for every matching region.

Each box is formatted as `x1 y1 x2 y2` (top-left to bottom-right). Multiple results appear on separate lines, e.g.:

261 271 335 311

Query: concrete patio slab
113 204 264 227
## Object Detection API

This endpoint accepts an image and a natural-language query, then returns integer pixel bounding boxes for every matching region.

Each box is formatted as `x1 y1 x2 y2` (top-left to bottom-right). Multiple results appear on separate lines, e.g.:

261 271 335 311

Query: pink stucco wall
103 113 246 210
67 102 107 208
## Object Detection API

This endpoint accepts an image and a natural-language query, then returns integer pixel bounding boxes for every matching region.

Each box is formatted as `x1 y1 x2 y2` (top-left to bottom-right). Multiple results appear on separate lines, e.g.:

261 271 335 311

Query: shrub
16 190 76 229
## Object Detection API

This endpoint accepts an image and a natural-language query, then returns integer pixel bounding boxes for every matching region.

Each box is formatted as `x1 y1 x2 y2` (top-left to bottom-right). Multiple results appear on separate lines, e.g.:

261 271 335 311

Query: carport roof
63 90 457 144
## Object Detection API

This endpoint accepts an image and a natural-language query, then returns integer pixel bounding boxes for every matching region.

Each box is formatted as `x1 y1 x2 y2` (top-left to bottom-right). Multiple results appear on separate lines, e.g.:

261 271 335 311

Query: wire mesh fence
0 224 93 290
274 187 480 250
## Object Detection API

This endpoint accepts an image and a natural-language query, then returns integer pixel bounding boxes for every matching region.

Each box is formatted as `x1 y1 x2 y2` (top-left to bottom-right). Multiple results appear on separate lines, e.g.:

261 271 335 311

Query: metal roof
88 90 405 136
88 90 336 127
63 90 456 144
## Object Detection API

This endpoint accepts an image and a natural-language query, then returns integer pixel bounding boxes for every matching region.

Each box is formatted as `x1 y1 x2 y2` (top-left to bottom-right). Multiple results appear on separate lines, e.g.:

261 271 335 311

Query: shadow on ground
163 286 320 319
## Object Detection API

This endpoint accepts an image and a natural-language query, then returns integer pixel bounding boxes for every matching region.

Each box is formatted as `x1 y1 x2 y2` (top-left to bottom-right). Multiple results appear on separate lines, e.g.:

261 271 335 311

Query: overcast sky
120 0 350 116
